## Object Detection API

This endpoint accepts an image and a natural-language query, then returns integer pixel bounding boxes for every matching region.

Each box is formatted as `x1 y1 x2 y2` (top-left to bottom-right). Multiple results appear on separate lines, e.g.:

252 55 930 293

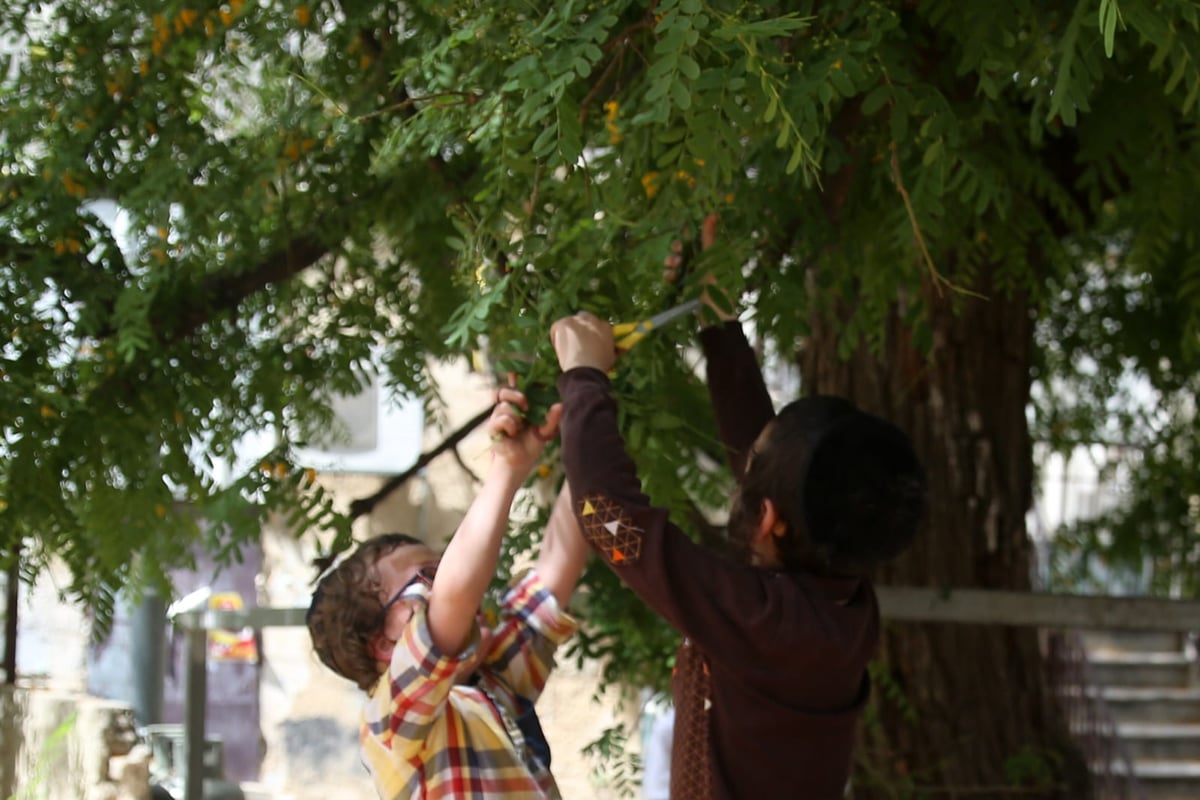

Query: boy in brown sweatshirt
550 280 926 798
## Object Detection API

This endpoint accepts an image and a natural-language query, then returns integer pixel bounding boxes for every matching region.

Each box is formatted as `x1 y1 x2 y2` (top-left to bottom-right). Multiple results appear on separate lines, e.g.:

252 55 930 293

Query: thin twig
355 91 482 123
889 142 948 298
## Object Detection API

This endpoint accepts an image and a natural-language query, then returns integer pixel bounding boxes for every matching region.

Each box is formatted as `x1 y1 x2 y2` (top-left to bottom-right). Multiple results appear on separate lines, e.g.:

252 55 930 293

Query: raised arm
426 387 562 655
698 322 774 479
687 214 775 478
534 483 588 608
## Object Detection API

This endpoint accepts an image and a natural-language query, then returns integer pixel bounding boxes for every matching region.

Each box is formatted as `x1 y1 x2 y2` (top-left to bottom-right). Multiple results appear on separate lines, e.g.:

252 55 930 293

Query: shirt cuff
502 569 579 646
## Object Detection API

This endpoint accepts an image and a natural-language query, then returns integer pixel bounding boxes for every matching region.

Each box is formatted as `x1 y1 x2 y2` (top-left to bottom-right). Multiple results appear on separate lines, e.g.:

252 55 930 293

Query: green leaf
922 138 944 167
861 85 891 115
670 80 692 110
785 142 807 175
678 54 701 80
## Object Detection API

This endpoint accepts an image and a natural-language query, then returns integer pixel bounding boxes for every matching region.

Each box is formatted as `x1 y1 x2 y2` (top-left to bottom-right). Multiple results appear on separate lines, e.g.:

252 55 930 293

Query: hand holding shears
551 297 704 377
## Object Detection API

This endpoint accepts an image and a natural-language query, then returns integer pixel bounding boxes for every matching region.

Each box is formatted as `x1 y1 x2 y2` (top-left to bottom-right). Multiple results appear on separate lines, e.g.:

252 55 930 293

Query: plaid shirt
361 570 577 799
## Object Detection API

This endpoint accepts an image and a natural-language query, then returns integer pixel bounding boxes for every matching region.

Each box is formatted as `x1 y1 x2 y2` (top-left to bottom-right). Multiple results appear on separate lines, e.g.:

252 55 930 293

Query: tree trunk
3 551 16 685
801 270 1089 798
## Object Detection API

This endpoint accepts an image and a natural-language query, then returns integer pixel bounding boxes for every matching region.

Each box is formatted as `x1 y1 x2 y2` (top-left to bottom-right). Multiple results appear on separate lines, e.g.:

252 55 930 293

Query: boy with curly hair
306 385 586 799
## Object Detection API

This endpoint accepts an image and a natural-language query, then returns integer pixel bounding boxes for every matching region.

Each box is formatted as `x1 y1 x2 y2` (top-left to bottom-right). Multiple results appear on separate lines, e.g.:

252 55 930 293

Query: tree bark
801 268 1090 798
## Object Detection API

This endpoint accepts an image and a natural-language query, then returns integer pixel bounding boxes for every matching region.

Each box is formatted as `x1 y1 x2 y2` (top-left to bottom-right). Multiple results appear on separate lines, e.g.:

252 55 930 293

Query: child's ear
369 633 395 663
754 498 786 543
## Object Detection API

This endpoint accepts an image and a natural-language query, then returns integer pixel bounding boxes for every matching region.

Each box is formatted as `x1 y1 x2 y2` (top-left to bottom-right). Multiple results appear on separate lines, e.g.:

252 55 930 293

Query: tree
3 0 1200 795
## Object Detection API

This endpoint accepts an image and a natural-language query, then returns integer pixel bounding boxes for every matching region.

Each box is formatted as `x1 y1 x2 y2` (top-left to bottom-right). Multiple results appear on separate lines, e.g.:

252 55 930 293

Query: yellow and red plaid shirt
360 570 577 799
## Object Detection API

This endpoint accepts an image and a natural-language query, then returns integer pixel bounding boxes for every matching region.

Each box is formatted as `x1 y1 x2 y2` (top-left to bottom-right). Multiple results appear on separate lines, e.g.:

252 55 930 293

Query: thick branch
347 406 491 520
165 234 329 343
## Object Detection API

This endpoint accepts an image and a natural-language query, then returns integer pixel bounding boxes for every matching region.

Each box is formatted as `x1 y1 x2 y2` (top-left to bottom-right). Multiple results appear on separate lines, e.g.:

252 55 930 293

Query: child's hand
487 384 563 478
550 311 617 373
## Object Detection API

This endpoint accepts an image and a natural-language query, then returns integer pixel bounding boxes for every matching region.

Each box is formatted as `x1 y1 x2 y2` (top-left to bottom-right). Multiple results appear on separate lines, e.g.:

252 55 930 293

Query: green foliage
1003 745 1063 792
582 723 642 800
2 0 1200 743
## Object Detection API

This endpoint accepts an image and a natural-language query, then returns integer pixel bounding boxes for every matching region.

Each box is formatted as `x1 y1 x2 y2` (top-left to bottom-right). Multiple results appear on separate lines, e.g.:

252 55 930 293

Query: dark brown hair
306 533 425 691
740 396 926 575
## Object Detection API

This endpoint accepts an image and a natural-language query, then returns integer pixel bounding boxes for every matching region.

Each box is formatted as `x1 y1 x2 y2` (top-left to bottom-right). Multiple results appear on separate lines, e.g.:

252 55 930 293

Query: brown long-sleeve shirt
558 322 878 799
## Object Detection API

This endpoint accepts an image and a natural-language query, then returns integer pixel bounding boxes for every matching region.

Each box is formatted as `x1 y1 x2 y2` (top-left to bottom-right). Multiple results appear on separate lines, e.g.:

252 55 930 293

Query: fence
1045 630 1145 800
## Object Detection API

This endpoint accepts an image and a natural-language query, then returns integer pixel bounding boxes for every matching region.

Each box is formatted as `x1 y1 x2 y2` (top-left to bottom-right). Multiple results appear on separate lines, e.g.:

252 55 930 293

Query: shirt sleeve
483 569 578 702
361 604 479 760
698 321 776 478
557 368 812 661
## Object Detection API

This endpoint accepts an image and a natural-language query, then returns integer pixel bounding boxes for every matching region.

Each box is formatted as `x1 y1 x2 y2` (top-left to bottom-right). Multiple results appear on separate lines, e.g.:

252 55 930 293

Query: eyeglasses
378 564 438 622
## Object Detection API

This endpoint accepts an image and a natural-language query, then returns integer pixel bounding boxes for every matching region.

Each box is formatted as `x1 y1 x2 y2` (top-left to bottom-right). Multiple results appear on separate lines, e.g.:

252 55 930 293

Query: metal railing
1044 630 1146 800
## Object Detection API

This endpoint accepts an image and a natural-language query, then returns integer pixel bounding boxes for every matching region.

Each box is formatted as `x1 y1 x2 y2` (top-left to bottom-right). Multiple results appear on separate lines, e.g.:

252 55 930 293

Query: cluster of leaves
582 723 643 800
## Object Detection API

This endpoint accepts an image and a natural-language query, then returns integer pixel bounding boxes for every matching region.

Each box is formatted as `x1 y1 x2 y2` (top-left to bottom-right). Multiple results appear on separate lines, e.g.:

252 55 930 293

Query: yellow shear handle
612 319 656 352
612 298 704 352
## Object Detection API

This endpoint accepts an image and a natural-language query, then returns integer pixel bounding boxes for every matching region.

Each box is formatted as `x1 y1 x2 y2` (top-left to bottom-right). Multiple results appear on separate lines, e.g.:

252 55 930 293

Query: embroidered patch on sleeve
578 494 644 566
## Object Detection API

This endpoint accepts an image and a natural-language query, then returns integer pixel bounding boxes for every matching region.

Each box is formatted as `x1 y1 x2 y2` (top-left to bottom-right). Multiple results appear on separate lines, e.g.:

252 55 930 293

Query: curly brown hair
306 533 425 691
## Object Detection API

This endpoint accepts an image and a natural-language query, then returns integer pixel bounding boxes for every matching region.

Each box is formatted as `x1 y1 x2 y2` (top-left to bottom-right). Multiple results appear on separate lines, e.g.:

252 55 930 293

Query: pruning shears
612 298 703 352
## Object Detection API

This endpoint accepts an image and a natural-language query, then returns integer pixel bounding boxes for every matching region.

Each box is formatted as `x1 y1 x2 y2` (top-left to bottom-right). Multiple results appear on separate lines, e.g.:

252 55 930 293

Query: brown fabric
670 639 713 800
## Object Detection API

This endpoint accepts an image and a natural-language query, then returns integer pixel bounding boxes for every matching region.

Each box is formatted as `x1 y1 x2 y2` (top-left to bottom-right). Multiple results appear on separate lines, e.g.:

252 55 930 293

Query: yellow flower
304 468 317 485
40 405 54 418
0 499 8 512
537 464 551 479
641 171 661 199
155 504 167 518
603 102 621 142
275 462 288 479
295 6 311 27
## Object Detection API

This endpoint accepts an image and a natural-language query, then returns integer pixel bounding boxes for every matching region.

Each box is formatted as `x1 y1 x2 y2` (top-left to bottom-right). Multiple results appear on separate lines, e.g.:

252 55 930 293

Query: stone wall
0 686 149 800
